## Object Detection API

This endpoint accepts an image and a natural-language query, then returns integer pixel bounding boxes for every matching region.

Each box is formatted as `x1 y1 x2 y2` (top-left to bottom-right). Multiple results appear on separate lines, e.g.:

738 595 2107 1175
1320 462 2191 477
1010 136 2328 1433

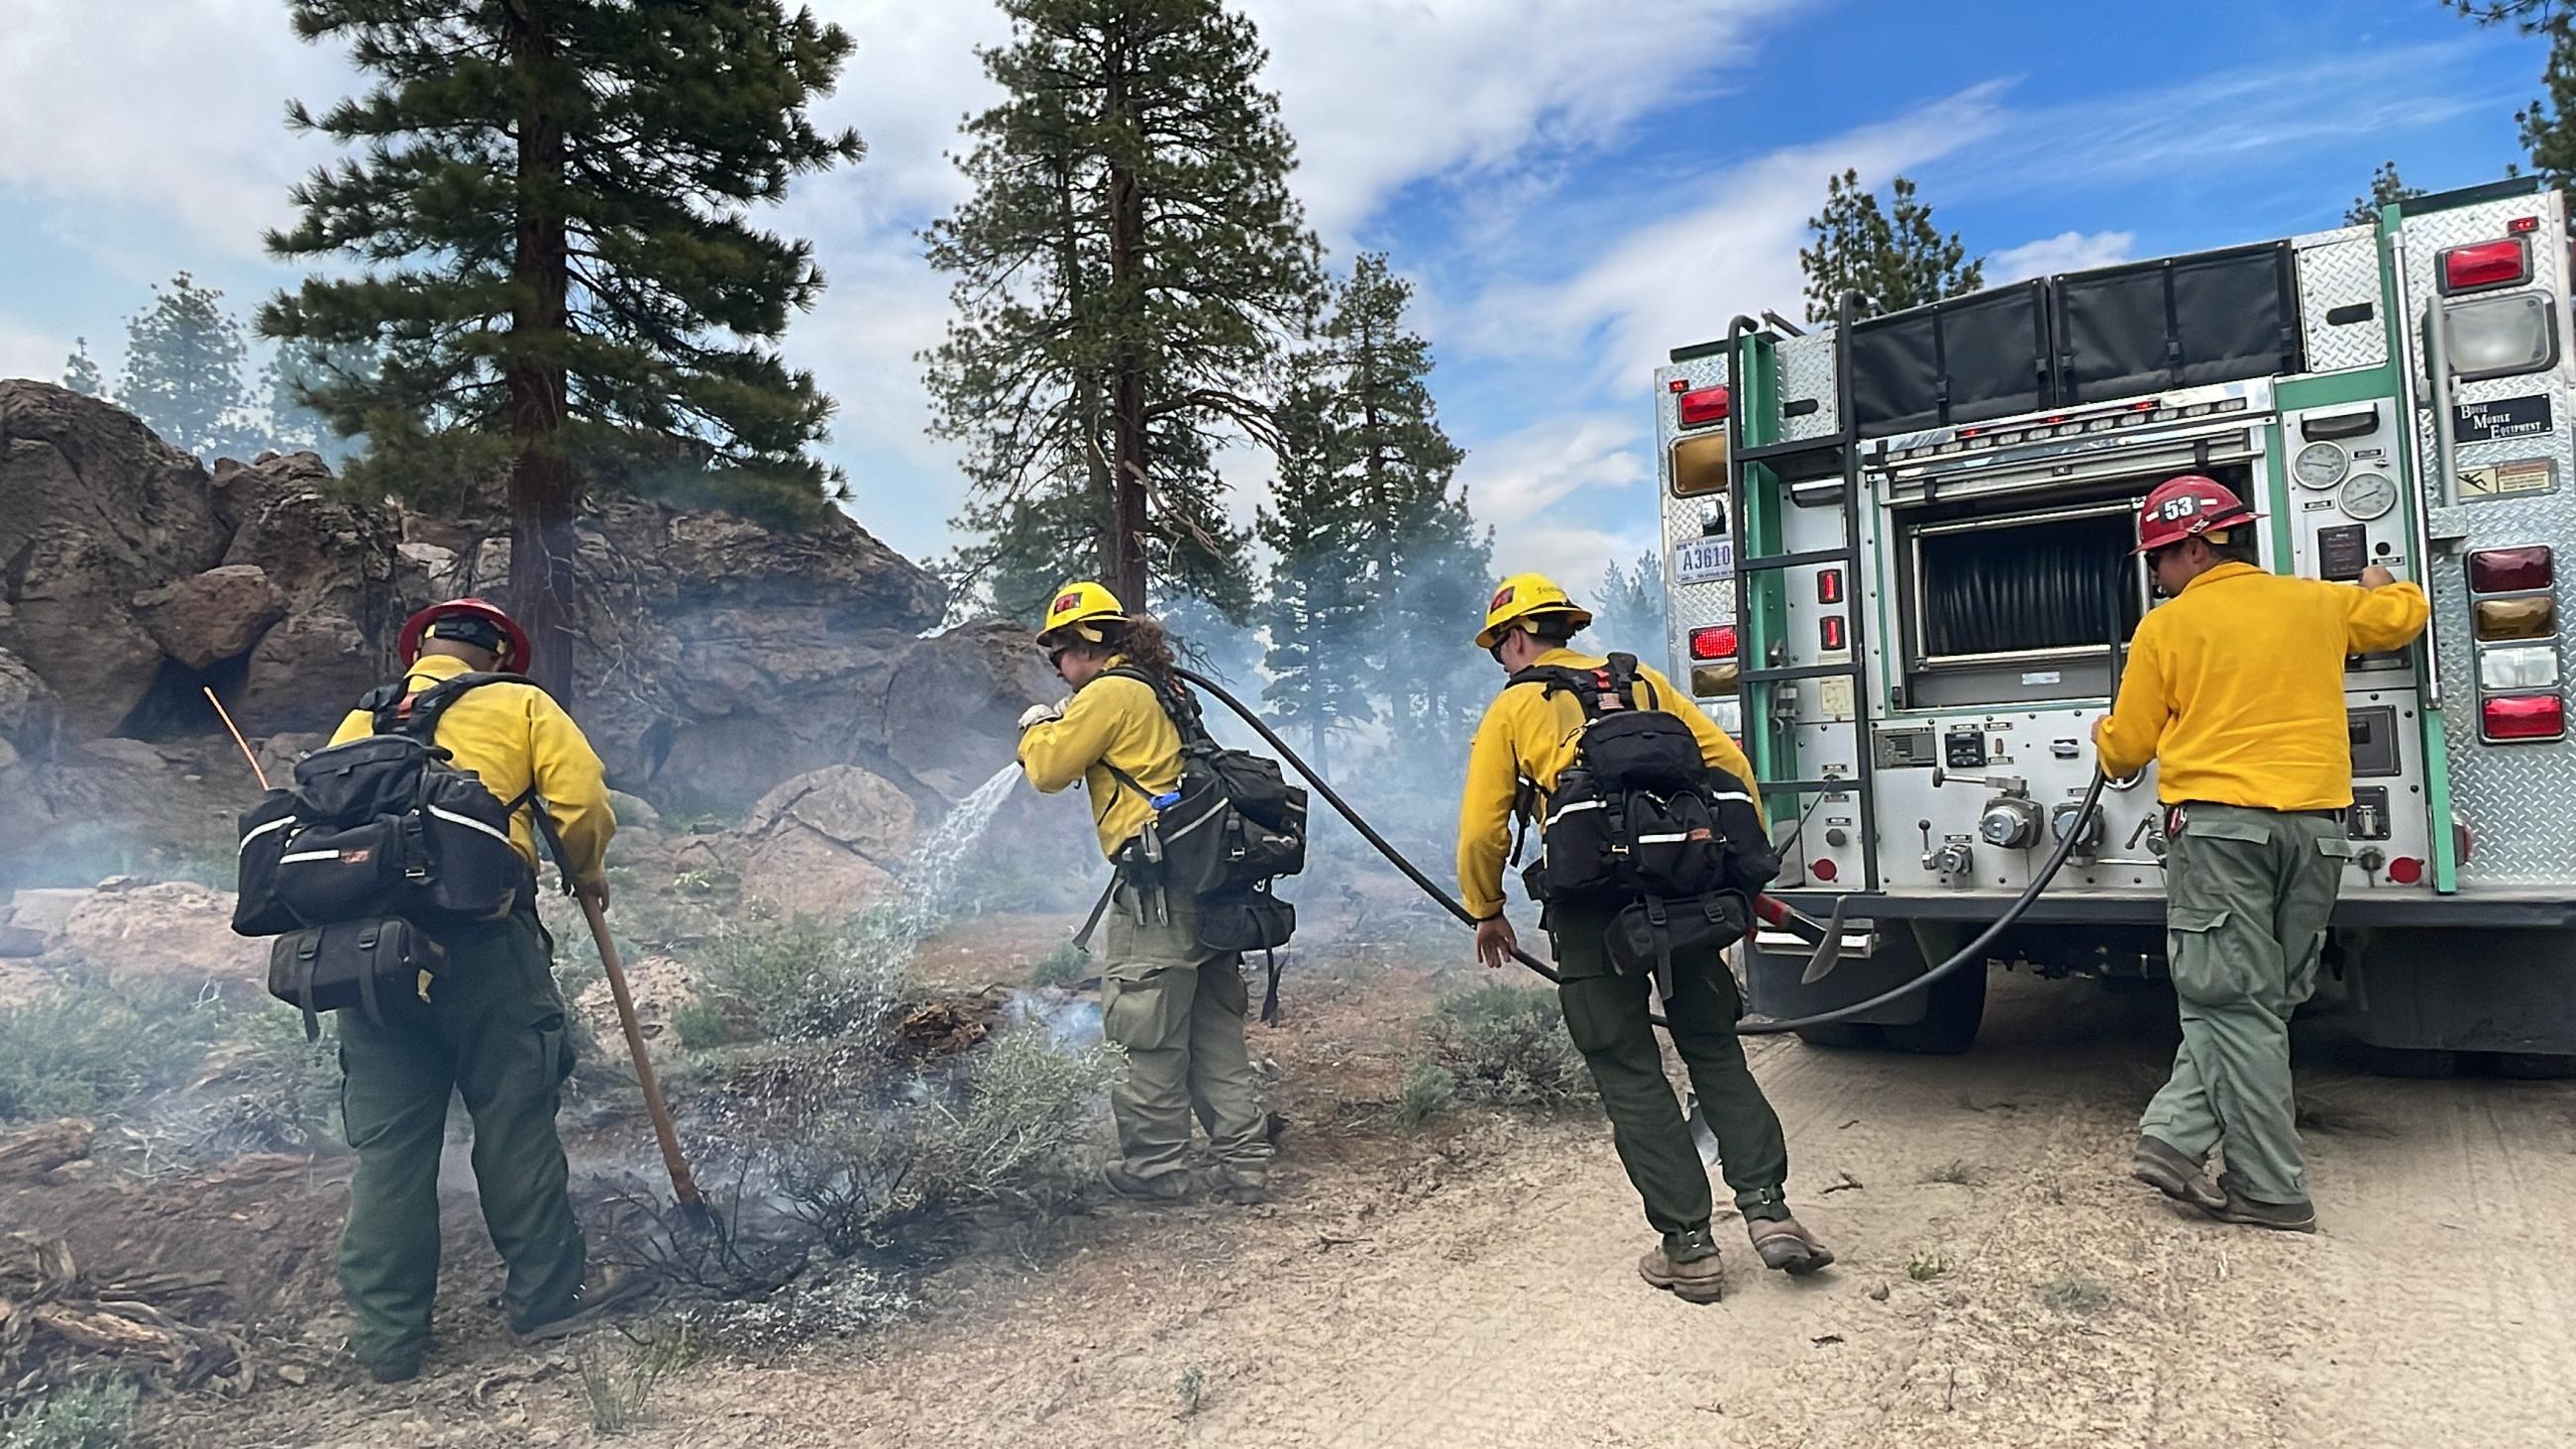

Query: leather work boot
1102 1163 1192 1204
364 1344 425 1385
1196 1165 1268 1206
2132 1134 2227 1211
1748 1215 1836 1274
2204 1190 2318 1234
513 1264 659 1342
1638 1227 1725 1303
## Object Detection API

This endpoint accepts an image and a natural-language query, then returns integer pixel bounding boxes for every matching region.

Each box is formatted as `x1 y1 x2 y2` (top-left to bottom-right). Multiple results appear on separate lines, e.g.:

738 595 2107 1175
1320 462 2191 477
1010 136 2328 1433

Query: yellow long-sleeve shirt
2093 562 2429 810
1456 649 1764 921
329 652 617 885
1015 661 1184 863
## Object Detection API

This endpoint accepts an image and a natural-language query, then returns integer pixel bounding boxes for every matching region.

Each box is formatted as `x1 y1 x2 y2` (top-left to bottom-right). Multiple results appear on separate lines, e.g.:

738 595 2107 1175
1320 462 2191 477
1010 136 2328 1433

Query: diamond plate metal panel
1777 330 1842 442
2397 194 2576 886
2295 226 2387 373
1656 354 1738 685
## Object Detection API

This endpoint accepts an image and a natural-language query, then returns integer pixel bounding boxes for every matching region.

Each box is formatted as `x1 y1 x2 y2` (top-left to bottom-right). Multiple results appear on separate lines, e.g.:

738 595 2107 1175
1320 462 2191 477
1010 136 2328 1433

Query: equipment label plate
1674 536 1735 585
2459 456 2557 500
2454 394 2551 443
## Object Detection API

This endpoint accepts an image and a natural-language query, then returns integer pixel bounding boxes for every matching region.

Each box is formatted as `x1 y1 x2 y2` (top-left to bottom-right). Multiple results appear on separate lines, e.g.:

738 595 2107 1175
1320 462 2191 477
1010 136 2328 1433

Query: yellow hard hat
1039 579 1127 647
1474 571 1593 650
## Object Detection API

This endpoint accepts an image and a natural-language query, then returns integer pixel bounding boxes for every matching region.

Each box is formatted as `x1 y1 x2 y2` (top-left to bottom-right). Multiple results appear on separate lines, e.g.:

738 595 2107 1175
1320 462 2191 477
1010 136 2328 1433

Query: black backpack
1097 667 1307 1014
1507 653 1777 979
232 672 556 939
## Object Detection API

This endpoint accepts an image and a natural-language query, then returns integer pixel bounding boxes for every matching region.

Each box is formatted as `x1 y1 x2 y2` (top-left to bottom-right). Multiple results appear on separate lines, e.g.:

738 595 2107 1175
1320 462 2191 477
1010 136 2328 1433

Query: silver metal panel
2295 226 2389 374
1655 355 1737 696
1777 329 1842 442
2397 193 2576 887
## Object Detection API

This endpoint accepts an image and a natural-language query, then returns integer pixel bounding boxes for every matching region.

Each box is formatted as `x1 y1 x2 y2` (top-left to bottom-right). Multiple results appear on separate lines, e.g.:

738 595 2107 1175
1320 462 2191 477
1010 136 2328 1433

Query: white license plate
1673 536 1735 585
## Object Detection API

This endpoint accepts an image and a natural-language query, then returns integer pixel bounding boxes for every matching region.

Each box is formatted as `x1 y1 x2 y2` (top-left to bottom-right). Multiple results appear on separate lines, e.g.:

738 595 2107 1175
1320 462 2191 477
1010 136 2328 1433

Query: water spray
1169 667 2109 1037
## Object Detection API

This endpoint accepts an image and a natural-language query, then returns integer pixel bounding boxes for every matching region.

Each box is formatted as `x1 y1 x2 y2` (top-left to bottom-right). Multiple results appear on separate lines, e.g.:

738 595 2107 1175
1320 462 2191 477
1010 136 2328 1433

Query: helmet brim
2132 511 2260 556
1474 605 1593 651
400 602 533 673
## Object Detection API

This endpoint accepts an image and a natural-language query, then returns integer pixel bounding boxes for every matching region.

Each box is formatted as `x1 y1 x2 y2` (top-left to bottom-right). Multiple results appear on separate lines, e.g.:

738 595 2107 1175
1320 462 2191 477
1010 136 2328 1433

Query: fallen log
0 1119 94 1183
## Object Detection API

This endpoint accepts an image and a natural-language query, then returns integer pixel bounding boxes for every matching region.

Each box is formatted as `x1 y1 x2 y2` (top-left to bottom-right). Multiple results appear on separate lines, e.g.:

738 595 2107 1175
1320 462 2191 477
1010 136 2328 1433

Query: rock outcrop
0 383 1058 890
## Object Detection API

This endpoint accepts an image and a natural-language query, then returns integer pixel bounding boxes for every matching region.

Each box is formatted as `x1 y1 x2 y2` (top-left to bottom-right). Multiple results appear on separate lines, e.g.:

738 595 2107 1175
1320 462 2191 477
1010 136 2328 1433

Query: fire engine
1655 176 2576 1074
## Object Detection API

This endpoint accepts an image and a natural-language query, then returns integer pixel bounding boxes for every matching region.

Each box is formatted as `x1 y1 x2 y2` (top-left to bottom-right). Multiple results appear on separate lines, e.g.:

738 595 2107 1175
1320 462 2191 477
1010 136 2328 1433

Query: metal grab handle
2393 231 2448 707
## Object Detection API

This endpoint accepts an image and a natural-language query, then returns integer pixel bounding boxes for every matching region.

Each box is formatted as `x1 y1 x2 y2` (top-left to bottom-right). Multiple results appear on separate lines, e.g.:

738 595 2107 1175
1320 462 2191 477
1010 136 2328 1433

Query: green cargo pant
335 910 585 1366
1098 882 1270 1188
2141 802 2354 1206
1548 901 1792 1233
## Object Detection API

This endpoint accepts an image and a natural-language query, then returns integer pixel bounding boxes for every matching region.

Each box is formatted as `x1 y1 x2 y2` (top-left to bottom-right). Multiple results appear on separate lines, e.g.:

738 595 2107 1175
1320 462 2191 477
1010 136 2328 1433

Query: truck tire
1879 960 1987 1055
1793 1022 1885 1050
2363 1045 2458 1079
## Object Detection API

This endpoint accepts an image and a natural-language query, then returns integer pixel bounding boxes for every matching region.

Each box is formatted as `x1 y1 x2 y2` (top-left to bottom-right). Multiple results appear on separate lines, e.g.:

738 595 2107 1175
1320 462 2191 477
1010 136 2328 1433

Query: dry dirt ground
53 923 2576 1449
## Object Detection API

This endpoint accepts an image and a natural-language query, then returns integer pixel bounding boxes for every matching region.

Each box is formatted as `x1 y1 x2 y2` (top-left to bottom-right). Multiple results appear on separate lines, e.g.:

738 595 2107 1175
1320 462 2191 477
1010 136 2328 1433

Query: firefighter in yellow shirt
324 599 642 1382
1017 581 1269 1205
1458 573 1831 1303
2094 477 2428 1233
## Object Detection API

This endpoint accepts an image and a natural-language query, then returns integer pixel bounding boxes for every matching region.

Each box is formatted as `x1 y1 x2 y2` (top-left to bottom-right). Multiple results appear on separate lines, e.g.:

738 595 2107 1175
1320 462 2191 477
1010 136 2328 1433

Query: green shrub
695 918 907 1045
0 1376 138 1449
0 975 231 1124
1029 943 1088 990
669 999 734 1052
1390 1062 1457 1129
1423 983 1593 1110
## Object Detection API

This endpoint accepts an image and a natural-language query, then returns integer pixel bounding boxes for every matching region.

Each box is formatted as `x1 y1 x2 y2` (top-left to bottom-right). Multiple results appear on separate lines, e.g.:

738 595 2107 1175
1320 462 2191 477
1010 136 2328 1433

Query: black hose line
1173 666 2109 1037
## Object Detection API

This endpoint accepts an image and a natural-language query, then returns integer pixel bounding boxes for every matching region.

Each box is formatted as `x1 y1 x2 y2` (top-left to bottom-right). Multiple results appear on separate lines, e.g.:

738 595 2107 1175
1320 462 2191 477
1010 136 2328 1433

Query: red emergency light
2483 693 2566 741
2387 856 2425 886
1667 377 1689 392
1677 385 1730 428
2510 215 2540 234
2440 238 2529 293
2469 544 2553 594
1817 569 1845 605
1688 625 1738 661
1809 857 1840 882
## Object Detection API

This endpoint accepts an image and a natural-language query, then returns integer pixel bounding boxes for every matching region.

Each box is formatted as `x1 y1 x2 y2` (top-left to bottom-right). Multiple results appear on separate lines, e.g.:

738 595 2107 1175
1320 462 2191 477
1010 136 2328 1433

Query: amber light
2475 595 2556 641
2469 545 2553 594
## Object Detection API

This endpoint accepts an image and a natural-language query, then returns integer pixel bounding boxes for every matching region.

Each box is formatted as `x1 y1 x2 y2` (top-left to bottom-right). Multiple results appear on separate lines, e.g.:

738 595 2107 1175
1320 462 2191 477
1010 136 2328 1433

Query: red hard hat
2134 474 2258 555
399 597 533 672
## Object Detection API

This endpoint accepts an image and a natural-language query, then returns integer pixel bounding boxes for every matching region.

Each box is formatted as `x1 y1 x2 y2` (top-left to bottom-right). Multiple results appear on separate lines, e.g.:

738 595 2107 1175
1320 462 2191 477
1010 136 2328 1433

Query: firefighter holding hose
2095 476 2428 1233
1017 581 1271 1206
1457 573 1832 1302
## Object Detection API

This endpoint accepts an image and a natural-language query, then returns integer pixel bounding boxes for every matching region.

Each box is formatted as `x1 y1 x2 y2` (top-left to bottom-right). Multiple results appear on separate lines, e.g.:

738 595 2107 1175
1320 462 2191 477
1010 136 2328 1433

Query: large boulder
214 453 410 733
736 765 918 920
131 564 287 672
879 617 1060 799
0 382 228 734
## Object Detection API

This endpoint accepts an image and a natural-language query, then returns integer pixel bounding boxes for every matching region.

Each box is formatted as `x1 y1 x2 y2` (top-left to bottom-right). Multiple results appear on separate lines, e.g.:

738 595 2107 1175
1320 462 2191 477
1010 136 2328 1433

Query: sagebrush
1421 983 1592 1109
0 1376 137 1449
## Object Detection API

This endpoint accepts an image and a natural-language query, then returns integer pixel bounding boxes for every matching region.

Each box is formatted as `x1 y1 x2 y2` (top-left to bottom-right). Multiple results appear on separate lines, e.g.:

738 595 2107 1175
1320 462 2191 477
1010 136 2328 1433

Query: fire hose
1170 667 2110 1037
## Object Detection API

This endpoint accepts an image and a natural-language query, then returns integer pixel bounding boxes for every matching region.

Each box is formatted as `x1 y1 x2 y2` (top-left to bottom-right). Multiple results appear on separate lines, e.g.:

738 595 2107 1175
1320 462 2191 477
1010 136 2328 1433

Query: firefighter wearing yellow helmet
1456 571 1832 1302
1016 581 1270 1205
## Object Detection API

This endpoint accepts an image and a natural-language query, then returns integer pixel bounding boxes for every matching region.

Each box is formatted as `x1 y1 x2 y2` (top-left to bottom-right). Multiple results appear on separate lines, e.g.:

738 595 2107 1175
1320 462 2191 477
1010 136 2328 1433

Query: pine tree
2347 160 2429 225
1591 552 1667 659
261 339 380 466
925 0 1324 616
2454 2 2576 186
118 271 256 458
1800 170 1984 323
261 0 866 698
60 338 105 398
1259 372 1370 774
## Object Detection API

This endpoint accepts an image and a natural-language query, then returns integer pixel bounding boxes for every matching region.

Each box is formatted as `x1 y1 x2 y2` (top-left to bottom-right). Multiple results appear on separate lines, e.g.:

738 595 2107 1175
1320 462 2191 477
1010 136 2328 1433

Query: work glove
1018 701 1064 731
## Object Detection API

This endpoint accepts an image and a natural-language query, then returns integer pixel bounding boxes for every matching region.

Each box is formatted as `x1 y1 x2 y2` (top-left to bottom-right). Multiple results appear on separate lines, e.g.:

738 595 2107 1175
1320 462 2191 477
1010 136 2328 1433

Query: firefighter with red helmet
323 598 637 1381
2093 476 2427 1232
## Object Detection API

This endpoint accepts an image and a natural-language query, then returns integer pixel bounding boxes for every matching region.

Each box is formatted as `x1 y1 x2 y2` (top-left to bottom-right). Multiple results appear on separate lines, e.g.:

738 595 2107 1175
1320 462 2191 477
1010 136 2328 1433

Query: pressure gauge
2294 441 2349 489
2340 471 2398 521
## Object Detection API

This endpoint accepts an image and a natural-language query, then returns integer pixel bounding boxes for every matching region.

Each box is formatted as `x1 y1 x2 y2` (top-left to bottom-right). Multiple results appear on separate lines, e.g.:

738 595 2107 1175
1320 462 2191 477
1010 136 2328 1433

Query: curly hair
1105 615 1182 691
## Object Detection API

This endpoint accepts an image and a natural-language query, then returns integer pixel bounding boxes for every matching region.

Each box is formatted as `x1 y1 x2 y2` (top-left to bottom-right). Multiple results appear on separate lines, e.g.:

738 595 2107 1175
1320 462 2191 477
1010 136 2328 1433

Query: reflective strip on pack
1163 800 1229 843
427 805 513 845
1709 791 1755 805
1636 832 1695 844
239 815 295 853
278 850 342 865
1546 799 1606 828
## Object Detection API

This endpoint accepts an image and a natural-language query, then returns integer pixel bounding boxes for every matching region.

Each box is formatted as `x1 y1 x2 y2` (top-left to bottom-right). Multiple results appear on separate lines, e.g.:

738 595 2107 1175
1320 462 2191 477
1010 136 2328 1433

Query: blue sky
0 0 2547 596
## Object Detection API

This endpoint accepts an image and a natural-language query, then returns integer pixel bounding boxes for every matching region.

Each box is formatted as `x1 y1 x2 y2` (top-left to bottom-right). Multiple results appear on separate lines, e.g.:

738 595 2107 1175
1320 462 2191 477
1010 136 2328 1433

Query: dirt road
565 972 2573 1449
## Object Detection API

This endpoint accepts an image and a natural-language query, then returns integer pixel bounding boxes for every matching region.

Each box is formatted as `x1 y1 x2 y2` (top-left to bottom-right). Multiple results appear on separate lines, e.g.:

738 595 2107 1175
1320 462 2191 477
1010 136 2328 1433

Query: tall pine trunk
1053 154 1116 582
1104 25 1149 610
505 3 577 700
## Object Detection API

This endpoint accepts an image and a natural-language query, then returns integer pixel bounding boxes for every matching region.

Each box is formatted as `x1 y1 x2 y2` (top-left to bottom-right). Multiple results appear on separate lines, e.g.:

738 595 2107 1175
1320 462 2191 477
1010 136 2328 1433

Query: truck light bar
2483 694 2566 742
1677 385 1730 428
2440 237 2530 294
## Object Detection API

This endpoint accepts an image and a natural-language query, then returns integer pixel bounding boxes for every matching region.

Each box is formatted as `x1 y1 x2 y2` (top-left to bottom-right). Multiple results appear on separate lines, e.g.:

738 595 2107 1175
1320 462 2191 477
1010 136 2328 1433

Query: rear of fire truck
1655 176 2576 1075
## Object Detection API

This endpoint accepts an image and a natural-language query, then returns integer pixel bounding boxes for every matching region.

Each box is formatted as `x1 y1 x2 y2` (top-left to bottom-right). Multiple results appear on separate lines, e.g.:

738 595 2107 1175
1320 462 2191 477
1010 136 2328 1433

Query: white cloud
1986 229 2135 284
1249 0 1791 247
0 314 68 383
